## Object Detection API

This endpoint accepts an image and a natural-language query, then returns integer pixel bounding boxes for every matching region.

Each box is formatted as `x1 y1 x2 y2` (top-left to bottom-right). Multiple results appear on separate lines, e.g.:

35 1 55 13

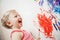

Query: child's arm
12 32 23 40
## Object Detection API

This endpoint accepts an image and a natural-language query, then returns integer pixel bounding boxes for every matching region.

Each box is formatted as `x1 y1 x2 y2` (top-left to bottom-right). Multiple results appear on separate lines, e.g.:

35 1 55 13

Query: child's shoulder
10 29 23 38
12 31 23 37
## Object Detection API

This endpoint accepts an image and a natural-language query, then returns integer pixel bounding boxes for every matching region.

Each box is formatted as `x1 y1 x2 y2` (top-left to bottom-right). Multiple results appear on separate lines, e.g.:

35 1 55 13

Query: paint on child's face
9 12 22 29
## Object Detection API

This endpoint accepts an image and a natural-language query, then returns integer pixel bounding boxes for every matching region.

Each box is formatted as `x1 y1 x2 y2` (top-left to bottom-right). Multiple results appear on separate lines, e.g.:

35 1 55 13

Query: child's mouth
18 20 22 23
18 18 22 23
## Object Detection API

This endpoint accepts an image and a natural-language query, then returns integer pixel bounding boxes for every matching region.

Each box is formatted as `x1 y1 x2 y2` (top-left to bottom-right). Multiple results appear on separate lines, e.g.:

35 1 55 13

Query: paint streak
39 0 44 6
49 12 60 31
47 0 60 13
53 21 60 31
37 14 53 37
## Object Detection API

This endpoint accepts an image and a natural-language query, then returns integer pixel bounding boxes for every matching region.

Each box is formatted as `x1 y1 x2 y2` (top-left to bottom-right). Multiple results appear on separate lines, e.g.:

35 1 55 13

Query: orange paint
37 14 53 37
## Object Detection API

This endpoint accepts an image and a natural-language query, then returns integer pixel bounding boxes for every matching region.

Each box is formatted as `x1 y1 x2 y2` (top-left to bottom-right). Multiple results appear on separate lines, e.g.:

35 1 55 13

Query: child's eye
14 15 17 17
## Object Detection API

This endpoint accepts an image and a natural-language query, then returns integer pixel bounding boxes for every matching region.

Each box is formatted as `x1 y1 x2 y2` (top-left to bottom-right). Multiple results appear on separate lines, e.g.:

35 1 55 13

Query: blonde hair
1 10 17 29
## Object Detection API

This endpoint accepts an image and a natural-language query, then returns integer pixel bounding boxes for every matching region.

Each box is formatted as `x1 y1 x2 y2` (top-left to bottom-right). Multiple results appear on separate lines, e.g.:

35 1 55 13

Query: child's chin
17 26 22 29
19 24 22 28
18 23 22 26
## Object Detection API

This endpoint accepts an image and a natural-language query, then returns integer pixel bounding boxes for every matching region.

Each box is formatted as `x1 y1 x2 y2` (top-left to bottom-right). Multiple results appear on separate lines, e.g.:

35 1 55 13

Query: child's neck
12 26 20 30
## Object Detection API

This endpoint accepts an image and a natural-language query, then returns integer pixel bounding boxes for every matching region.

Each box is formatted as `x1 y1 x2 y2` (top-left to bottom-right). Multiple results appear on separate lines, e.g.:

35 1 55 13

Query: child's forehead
10 12 19 16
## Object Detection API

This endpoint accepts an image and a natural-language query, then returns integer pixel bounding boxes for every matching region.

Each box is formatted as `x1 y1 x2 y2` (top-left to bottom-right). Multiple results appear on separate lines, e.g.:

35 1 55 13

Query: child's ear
5 20 12 27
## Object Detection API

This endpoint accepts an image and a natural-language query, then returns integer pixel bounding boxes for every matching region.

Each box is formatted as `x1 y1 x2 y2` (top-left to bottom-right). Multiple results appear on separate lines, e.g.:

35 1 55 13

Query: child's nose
17 15 22 19
17 15 20 18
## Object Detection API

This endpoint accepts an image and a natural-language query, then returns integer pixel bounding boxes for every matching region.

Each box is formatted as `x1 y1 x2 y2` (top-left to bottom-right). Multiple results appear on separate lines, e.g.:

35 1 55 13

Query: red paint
37 14 53 37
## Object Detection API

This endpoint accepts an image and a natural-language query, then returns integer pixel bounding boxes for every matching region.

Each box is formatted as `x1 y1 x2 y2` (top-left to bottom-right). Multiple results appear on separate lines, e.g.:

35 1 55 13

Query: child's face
8 12 22 29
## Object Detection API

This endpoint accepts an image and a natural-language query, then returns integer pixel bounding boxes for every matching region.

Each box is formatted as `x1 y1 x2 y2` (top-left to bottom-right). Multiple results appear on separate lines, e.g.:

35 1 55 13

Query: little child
1 10 34 40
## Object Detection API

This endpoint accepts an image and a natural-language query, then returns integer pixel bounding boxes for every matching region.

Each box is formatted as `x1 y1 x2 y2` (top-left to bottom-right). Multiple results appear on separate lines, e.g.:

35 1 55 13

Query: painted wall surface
0 0 60 40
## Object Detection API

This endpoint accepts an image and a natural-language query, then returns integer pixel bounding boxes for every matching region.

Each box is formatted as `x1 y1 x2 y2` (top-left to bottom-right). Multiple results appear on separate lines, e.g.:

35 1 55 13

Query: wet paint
47 0 60 14
34 0 44 6
53 23 58 30
53 21 60 31
39 0 44 6
33 0 60 40
53 6 60 14
37 14 53 37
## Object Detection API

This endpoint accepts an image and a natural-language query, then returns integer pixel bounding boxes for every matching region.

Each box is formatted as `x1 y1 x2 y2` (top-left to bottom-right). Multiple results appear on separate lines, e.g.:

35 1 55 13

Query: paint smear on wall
33 0 60 40
37 13 53 37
